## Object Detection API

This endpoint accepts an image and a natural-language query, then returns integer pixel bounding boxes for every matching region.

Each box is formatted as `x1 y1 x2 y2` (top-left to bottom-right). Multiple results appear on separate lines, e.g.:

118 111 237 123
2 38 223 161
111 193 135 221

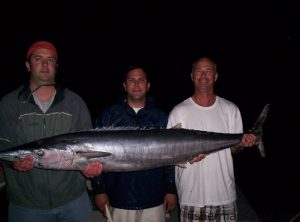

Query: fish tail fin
249 104 270 157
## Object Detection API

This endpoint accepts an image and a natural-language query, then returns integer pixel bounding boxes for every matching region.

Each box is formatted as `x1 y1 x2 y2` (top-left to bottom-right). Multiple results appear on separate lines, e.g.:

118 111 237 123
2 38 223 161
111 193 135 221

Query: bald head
192 57 217 73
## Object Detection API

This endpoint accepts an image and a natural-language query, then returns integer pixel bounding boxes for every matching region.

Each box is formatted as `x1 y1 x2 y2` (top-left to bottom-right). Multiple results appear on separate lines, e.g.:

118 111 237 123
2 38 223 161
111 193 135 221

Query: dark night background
0 1 299 221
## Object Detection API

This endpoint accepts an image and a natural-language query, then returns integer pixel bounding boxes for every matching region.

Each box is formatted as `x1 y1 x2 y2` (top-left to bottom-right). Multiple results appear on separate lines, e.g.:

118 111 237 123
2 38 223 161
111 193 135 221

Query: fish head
0 147 76 169
31 148 84 170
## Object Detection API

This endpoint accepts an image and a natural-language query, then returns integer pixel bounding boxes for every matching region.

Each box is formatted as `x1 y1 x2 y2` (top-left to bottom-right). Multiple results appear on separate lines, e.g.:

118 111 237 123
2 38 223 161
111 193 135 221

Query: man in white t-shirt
167 57 256 222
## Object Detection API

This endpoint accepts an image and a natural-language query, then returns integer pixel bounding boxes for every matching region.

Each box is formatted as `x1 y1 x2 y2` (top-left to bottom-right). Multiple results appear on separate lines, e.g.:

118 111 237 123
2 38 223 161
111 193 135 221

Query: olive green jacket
0 84 92 209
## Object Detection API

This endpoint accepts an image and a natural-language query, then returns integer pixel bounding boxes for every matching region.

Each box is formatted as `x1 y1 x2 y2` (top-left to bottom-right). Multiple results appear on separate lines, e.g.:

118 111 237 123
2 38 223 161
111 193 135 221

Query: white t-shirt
167 96 243 207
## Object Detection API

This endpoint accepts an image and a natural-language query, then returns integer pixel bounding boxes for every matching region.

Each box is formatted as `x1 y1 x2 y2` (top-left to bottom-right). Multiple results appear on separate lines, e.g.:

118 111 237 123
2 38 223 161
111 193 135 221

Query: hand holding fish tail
95 193 110 215
13 155 34 172
231 133 257 153
81 162 103 178
189 153 206 164
164 193 177 213
240 133 257 147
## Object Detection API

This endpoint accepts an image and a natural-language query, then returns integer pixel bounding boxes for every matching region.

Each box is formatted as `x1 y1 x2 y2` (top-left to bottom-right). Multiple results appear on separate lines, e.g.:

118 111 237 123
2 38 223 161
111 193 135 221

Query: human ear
191 73 194 81
25 61 31 72
214 73 218 82
123 82 127 91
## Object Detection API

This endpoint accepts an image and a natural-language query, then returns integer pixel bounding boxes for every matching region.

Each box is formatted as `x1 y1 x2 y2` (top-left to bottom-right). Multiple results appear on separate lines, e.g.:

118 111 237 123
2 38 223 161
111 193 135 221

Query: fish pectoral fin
172 123 182 129
76 151 111 159
176 162 187 168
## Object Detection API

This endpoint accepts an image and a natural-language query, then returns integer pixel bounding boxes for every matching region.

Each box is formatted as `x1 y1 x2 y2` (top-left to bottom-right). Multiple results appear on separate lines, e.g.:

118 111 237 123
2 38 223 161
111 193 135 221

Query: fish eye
36 149 44 156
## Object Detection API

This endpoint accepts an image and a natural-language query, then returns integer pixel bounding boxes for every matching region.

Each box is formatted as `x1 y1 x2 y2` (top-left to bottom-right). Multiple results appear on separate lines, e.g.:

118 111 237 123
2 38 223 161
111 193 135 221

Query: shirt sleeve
74 96 93 130
0 99 17 151
163 165 177 194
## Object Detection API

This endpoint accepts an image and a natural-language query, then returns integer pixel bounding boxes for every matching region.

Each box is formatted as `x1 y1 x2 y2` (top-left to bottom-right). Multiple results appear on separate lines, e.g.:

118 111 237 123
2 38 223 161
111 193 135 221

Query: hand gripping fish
0 104 270 172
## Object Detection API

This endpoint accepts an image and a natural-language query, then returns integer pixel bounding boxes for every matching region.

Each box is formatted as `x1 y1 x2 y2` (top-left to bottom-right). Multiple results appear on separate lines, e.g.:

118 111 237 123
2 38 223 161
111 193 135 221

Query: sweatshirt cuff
93 184 106 194
165 182 177 194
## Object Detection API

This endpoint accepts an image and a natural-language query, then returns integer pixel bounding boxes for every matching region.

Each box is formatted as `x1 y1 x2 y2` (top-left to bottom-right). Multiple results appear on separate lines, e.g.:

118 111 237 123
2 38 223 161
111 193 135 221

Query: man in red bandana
0 40 102 222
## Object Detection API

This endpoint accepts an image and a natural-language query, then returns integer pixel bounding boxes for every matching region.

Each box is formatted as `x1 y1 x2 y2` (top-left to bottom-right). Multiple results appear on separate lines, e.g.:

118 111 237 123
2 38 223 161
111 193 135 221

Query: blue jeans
8 191 92 222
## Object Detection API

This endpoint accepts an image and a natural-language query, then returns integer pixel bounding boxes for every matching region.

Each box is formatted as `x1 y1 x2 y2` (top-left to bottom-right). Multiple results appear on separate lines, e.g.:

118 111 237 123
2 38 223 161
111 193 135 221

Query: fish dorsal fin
93 126 147 131
172 123 182 129
76 151 111 159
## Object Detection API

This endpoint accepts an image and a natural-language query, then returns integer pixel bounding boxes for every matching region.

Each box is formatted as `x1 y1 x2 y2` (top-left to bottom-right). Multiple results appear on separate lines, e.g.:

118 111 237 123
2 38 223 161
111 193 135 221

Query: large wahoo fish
0 104 269 172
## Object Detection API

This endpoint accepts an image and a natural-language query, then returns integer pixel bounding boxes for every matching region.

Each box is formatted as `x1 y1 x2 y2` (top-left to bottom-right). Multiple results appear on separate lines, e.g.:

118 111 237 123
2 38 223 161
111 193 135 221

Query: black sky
1 1 299 221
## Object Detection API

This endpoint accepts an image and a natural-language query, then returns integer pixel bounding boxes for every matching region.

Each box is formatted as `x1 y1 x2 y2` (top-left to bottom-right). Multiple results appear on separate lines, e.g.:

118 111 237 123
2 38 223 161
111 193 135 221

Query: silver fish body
0 104 270 172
